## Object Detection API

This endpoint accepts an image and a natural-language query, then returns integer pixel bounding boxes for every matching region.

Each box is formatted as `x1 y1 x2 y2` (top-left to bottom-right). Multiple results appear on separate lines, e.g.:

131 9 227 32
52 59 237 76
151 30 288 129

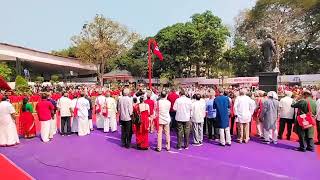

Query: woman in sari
134 97 150 150
20 97 36 138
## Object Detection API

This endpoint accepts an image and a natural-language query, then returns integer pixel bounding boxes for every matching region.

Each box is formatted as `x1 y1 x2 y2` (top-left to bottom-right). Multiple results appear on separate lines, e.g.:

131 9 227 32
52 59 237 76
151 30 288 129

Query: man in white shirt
278 91 294 140
76 93 90 136
95 91 107 130
191 94 206 146
316 92 320 145
57 92 73 136
234 89 256 143
156 91 171 152
173 89 192 150
104 92 117 133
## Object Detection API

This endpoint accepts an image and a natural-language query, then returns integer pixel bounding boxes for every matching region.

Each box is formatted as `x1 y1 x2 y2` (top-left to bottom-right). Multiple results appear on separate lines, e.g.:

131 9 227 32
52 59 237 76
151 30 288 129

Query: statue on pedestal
261 34 278 72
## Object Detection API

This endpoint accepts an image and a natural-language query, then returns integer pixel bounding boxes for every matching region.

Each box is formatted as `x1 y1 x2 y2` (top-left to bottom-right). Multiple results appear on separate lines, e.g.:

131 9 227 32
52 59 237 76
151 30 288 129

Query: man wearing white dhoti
95 92 107 130
71 97 79 133
104 92 117 133
76 93 90 136
36 94 55 142
0 96 20 146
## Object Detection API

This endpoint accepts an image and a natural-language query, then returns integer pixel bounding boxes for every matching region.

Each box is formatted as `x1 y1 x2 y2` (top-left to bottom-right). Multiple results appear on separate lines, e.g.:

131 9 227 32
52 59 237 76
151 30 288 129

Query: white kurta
0 101 20 146
71 98 79 133
191 100 206 123
234 95 256 123
104 97 117 132
95 95 107 129
77 97 90 136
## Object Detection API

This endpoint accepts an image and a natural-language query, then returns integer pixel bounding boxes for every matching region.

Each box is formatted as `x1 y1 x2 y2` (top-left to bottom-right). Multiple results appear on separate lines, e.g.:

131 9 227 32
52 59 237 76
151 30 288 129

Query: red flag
152 41 163 61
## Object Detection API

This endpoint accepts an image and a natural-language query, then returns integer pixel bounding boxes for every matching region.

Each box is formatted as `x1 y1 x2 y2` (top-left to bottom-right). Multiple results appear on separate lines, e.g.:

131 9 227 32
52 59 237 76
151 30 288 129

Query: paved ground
0 130 319 180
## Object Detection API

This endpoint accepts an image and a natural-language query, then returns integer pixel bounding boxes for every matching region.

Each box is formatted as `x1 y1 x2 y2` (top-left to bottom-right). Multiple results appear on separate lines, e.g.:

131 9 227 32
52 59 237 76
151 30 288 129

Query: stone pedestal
259 72 278 92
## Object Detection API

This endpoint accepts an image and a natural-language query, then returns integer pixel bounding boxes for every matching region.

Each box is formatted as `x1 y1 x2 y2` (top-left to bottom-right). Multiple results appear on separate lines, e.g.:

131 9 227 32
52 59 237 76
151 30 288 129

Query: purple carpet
0 129 319 180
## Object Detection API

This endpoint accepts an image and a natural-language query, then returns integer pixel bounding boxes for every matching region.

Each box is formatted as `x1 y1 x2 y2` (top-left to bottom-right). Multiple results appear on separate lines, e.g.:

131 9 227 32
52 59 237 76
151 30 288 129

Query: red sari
135 103 150 149
19 104 36 138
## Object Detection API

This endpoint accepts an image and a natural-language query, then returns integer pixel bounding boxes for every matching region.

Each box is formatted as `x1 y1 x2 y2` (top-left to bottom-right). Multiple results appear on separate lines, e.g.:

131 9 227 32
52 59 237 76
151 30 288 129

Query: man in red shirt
167 88 179 129
36 93 54 142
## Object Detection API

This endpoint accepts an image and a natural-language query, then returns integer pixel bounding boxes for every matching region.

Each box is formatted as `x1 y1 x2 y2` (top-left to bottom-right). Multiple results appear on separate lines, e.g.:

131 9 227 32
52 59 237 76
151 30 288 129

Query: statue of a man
261 34 277 72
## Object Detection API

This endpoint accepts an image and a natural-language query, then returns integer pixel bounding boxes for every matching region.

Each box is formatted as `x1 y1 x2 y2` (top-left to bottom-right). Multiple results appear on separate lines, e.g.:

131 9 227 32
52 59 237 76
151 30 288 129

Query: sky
0 0 256 52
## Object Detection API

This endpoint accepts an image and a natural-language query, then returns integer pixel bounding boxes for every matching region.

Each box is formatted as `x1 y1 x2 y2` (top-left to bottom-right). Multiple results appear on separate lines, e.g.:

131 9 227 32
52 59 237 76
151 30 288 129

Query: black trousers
61 116 71 135
230 116 236 135
207 118 220 139
170 111 177 130
176 121 191 148
203 117 208 135
316 121 320 143
278 118 293 139
121 120 133 148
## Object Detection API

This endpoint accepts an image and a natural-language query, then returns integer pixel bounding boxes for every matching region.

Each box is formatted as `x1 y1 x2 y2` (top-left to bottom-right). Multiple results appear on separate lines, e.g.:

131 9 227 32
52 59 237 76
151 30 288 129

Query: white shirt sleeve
8 103 16 114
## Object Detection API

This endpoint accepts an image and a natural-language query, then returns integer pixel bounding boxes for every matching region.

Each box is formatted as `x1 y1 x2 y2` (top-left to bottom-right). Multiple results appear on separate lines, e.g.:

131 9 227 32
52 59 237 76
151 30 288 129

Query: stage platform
0 129 319 180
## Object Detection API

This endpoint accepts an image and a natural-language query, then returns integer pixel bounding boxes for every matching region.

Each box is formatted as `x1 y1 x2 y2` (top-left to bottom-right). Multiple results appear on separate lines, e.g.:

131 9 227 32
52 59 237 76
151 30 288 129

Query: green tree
0 63 13 81
50 74 60 83
51 46 77 58
153 11 230 78
224 38 263 77
72 14 140 85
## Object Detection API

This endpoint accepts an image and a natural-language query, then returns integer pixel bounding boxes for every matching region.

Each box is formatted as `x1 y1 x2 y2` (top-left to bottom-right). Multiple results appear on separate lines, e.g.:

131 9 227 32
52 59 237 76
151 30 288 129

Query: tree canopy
71 14 140 85
232 0 319 75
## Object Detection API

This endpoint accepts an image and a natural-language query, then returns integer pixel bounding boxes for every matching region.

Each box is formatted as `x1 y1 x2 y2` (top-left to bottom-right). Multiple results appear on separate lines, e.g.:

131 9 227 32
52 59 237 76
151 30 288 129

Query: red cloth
144 99 155 116
167 92 179 112
36 100 54 121
19 112 36 137
152 41 163 61
0 76 11 91
135 105 150 149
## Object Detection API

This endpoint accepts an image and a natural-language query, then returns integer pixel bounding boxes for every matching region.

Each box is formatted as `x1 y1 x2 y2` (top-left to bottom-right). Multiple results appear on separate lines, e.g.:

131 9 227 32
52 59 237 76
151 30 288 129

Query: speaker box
259 72 278 92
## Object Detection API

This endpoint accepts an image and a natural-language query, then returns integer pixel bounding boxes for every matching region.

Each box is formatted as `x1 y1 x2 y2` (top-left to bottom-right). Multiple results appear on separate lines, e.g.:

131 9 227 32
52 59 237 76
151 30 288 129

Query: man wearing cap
292 90 317 152
278 91 294 140
261 91 279 144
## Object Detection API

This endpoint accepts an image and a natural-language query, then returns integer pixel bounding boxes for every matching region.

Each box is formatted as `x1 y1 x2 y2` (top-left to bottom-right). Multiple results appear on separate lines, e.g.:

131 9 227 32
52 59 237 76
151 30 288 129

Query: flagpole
148 39 153 89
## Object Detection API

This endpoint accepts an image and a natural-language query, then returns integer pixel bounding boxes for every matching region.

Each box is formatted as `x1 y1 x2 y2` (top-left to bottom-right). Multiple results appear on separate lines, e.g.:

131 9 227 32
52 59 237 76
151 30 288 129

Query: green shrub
35 76 44 83
15 75 31 95
51 74 60 83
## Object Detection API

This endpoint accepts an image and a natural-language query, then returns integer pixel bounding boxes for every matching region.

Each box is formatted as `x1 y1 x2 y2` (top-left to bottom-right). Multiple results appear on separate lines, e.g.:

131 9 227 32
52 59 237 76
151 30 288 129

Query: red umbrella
0 76 11 91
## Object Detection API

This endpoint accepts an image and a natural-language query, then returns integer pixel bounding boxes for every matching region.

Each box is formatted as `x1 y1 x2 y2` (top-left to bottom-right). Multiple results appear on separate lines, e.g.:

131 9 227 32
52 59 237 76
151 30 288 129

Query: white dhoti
0 119 20 146
41 120 53 143
50 114 57 135
96 114 105 129
71 117 79 133
89 119 93 130
104 116 117 132
78 116 90 136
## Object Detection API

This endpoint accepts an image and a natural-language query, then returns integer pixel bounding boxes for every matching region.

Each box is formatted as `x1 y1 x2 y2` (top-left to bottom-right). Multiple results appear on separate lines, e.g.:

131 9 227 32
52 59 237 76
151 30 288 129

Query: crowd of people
0 84 319 153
